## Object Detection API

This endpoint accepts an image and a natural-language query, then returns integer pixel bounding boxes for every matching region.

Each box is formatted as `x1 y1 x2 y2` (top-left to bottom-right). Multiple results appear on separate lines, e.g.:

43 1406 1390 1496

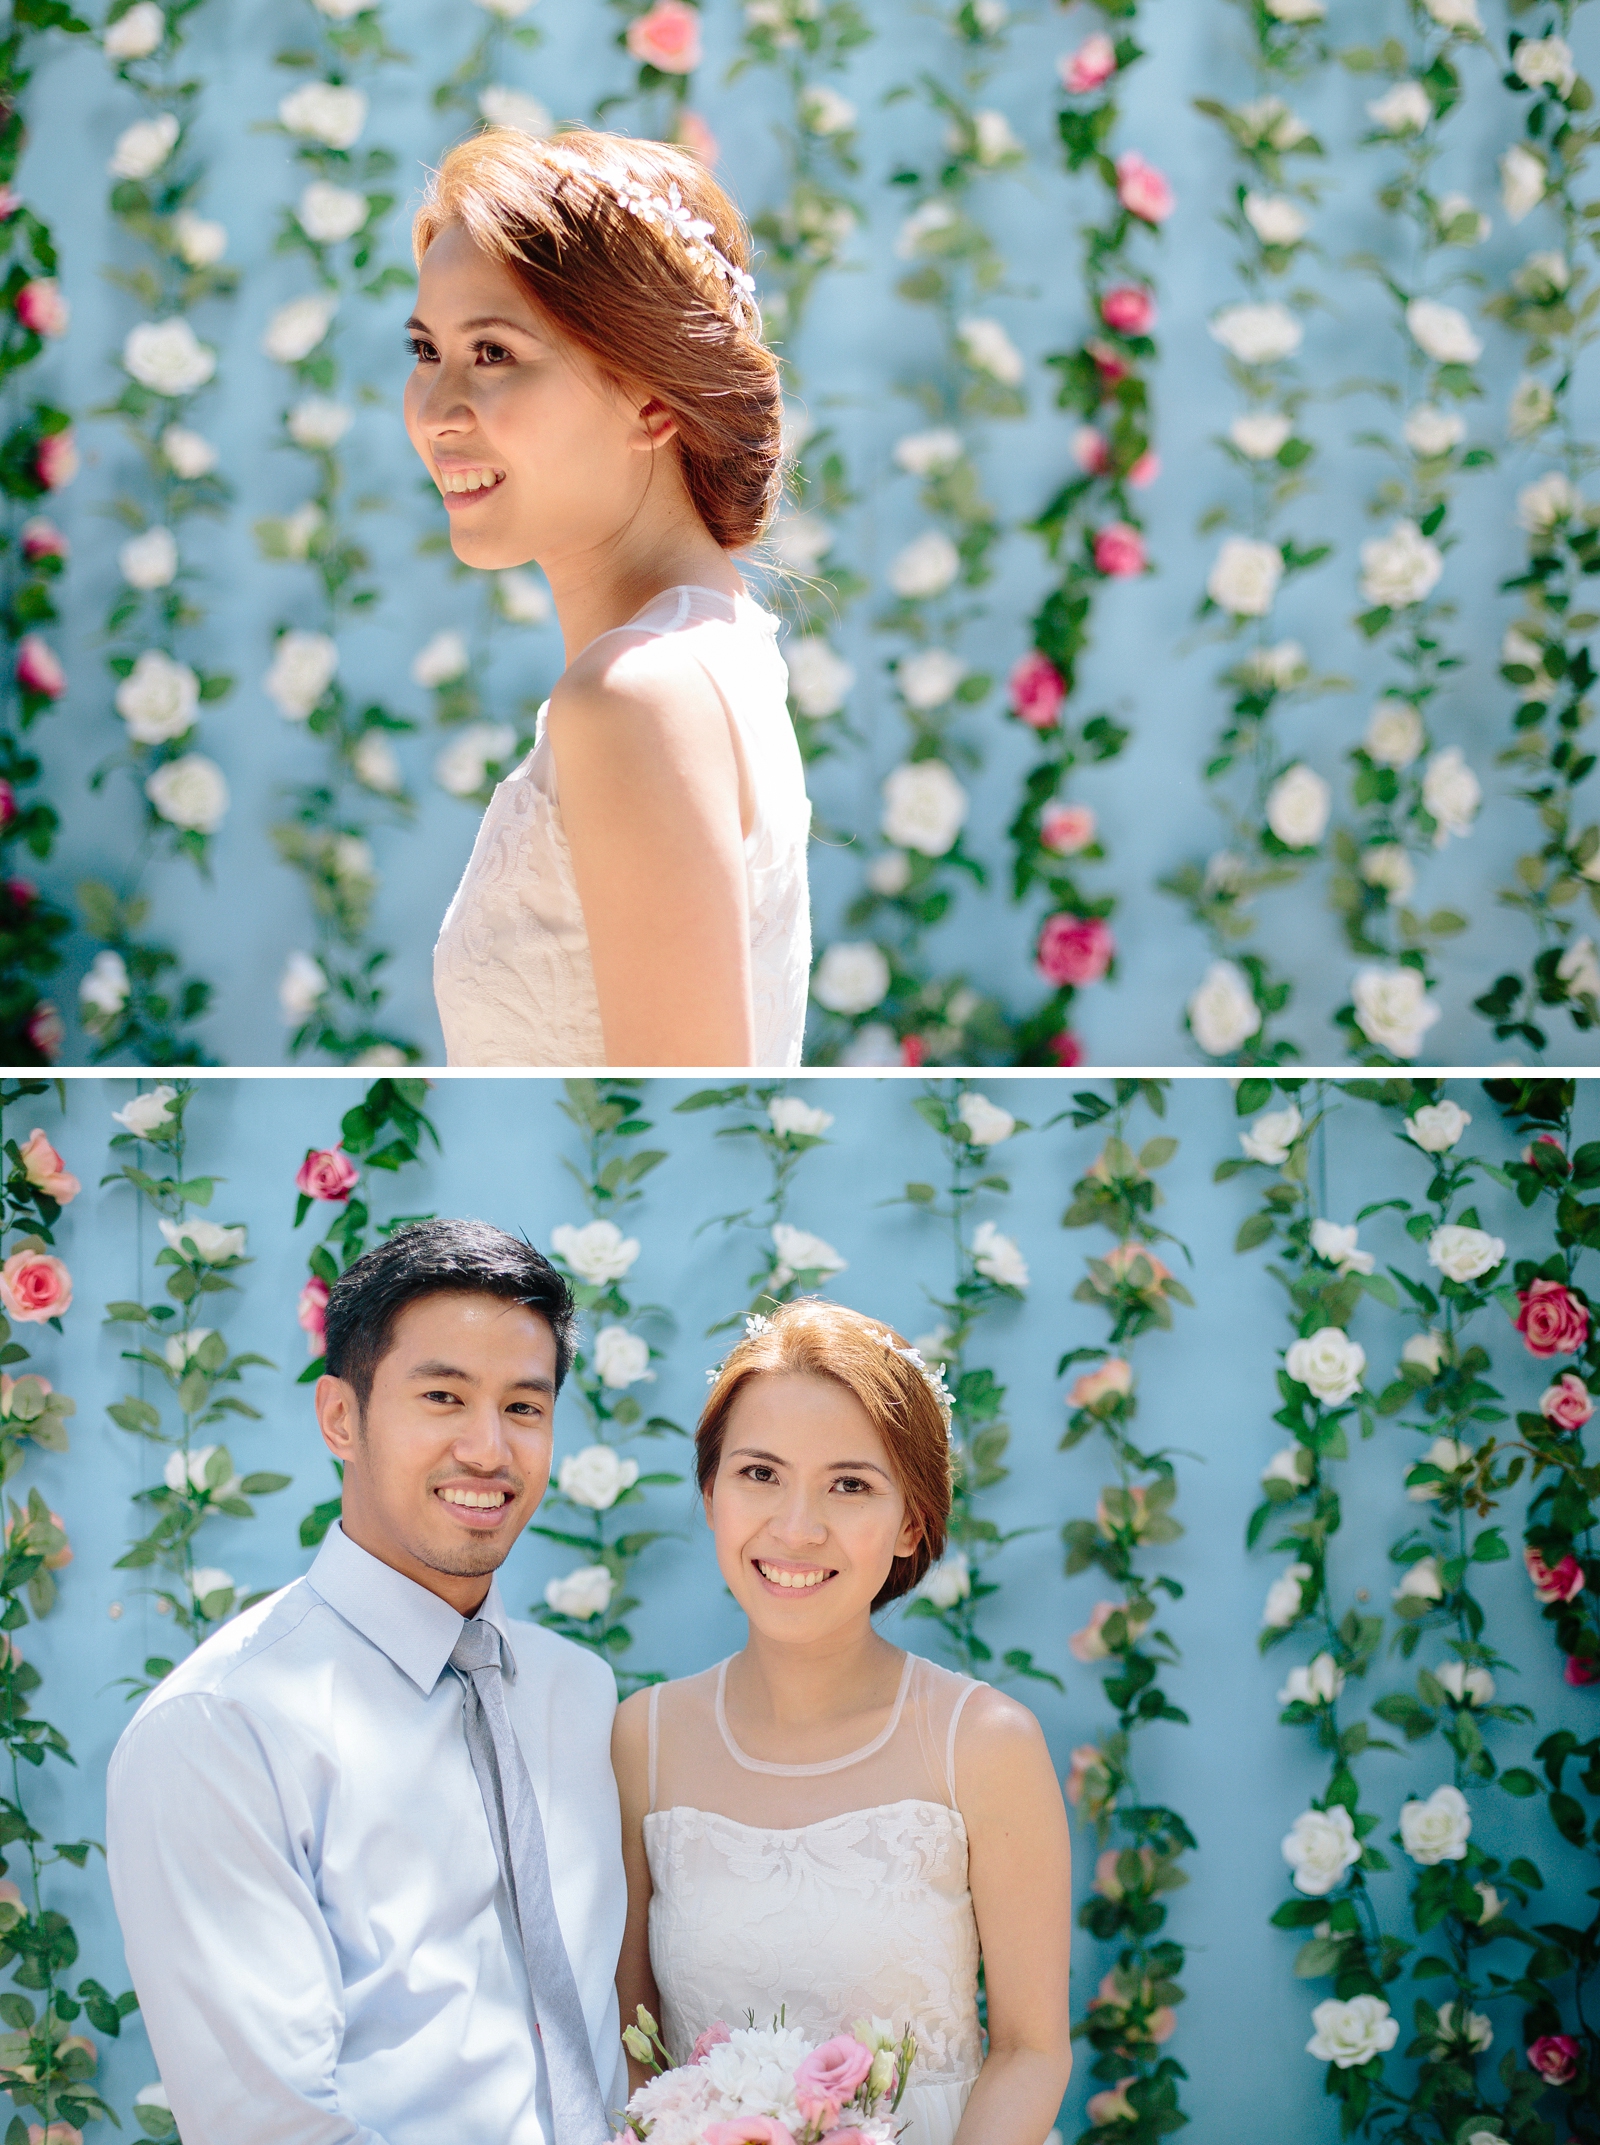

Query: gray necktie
450 1619 613 2145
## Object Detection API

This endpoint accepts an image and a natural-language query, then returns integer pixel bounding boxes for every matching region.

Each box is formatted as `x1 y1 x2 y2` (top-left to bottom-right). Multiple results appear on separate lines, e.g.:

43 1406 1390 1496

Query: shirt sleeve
106 1691 392 2145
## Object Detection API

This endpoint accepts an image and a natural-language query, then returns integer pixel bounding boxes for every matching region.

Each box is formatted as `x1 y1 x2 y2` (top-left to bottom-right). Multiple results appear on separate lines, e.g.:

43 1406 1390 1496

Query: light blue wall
3 1070 1591 2136
14 0 1600 1064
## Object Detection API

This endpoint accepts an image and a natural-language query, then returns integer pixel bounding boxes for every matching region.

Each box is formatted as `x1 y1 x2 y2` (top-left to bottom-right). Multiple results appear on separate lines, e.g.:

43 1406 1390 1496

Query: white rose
1403 1331 1448 1376
132 2083 172 2112
1433 1660 1495 1706
260 500 323 562
768 1097 833 1138
893 427 963 476
81 948 131 1019
592 1325 652 1390
882 760 968 857
1308 1996 1400 2069
957 315 1025 387
478 85 552 134
105 2 165 59
1514 249 1570 301
496 569 549 625
1209 302 1302 364
278 81 368 148
109 112 178 179
558 1444 640 1509
544 1564 613 1620
1241 1105 1302 1165
897 648 968 711
1266 0 1323 14
1395 1555 1444 1601
1501 143 1548 222
1400 1783 1471 1864
1515 34 1576 92
1282 1804 1361 1895
958 1092 1014 1146
161 424 217 478
1435 192 1488 244
1243 193 1308 246
1509 375 1556 439
265 630 338 721
1360 520 1444 608
799 84 857 134
1405 1101 1470 1152
1310 1220 1374 1276
972 1220 1028 1290
1407 297 1482 366
124 318 216 397
1238 96 1310 150
1286 1327 1366 1405
145 752 227 833
550 1220 640 1286
1353 965 1440 1059
1262 1445 1312 1491
785 637 854 719
1278 1652 1344 1706
433 722 516 799
895 199 959 259
189 1566 234 1605
1435 2002 1493 2055
1403 405 1464 457
1207 536 1283 618
1425 0 1481 24
1422 747 1480 843
263 293 338 365
1265 763 1330 848
1365 698 1425 767
969 108 1022 166
1407 1434 1474 1500
1361 845 1415 898
1559 933 1600 1004
1263 1560 1313 1628
162 1434 229 1486
297 181 369 246
1518 472 1580 531
890 530 961 599
867 851 911 896
159 1215 246 1263
112 1082 177 1134
116 649 198 743
119 526 178 590
916 1550 971 1609
1229 411 1293 459
288 397 354 450
313 0 372 14
813 941 889 1016
411 630 470 689
1368 80 1432 133
769 510 834 571
353 730 402 796
770 1222 847 1286
1189 960 1262 1056
173 210 227 267
278 950 327 1022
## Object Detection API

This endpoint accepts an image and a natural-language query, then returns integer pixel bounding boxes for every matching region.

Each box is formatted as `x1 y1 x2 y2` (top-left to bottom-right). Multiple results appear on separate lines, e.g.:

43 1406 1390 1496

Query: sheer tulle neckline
713 1653 916 1777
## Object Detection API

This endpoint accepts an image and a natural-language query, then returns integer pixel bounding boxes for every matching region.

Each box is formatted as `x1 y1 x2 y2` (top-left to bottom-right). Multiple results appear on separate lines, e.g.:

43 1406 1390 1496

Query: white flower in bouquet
770 510 834 572
1407 297 1482 365
173 210 227 267
159 1215 246 1263
109 112 178 180
146 753 228 833
1208 536 1283 617
124 318 216 397
1405 1100 1470 1152
882 760 968 857
1240 1105 1301 1165
1518 471 1580 532
434 723 516 799
1368 81 1432 133
1209 302 1302 364
545 1565 613 1620
1265 763 1329 848
1353 966 1439 1058
1189 960 1261 1056
917 1549 971 1608
81 949 130 1020
1365 698 1424 767
1403 1330 1448 1377
785 637 854 719
116 650 198 743
972 1220 1028 1290
161 424 217 478
890 530 961 598
771 1223 847 1287
1501 142 1548 221
1433 1660 1495 1706
265 630 338 722
768 1096 833 1139
813 942 889 1016
593 1326 652 1390
1308 1996 1399 2068
479 86 552 134
279 951 328 1023
1395 1555 1444 1602
1310 1221 1373 1276
1427 1225 1504 1283
1229 411 1292 459
1262 1560 1312 1628
799 84 857 135
119 526 178 590
297 181 369 245
1401 1783 1471 1864
1403 405 1464 457
550 1220 640 1286
893 427 963 476
1278 1652 1344 1707
1360 520 1443 608
1361 845 1414 899
288 397 354 450
1407 1435 1474 1500
1515 34 1576 92
1282 1804 1360 1895
263 293 338 365
279 81 368 148
1285 1327 1365 1405
897 648 968 711
353 731 403 796
1560 936 1600 1003
558 1445 640 1510
958 1092 1014 1146
1243 193 1307 246
412 630 470 689
105 3 165 59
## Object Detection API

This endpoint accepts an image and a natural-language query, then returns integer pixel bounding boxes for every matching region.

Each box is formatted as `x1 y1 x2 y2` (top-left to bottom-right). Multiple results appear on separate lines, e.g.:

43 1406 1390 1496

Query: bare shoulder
612 1683 653 1768
953 1683 1057 1809
550 624 723 742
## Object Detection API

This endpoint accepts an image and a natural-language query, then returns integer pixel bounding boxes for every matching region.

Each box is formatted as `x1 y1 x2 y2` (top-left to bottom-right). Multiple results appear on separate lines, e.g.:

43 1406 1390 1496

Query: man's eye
422 1388 460 1404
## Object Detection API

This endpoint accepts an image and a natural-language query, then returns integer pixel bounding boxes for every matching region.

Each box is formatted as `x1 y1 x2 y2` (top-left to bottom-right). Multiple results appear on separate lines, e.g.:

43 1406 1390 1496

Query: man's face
316 1291 558 1612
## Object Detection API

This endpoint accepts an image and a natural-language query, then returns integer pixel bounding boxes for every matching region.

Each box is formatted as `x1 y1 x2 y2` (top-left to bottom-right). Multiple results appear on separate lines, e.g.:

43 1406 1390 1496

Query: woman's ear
629 394 680 453
894 1509 923 1561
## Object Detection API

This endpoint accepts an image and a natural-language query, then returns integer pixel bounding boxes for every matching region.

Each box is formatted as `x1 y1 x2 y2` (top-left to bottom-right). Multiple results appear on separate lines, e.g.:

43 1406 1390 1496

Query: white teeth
440 1487 508 1510
440 468 504 495
757 1563 829 1590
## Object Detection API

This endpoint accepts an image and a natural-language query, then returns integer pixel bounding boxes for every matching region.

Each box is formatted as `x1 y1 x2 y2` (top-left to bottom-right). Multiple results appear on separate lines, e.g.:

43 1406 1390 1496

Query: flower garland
535 1080 683 1693
1166 1 1339 1068
262 0 420 1065
1057 1080 1193 2141
80 0 237 1066
0 1084 140 2141
894 1081 1057 1687
0 1 91 1064
809 2 1024 1070
1330 0 1493 1066
1474 17 1600 1055
103 1081 284 1689
1006 8 1169 1069
291 1076 439 1548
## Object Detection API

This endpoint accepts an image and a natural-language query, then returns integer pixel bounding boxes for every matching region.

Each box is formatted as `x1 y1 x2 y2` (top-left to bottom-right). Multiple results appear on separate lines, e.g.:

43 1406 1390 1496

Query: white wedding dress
644 1653 984 2145
432 584 812 1067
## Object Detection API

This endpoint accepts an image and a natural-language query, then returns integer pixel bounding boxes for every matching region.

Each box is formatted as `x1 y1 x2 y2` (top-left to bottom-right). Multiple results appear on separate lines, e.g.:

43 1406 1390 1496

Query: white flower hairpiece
706 1311 775 1381
869 1328 955 1436
610 177 760 327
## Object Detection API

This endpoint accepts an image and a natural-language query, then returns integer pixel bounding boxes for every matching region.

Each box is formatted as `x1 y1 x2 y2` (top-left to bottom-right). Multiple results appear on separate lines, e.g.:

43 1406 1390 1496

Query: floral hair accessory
705 1310 776 1382
609 176 760 327
869 1328 955 1435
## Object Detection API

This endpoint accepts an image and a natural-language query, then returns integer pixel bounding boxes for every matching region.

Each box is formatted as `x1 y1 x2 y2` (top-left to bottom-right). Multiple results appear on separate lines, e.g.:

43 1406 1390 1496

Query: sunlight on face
706 1371 920 1641
402 221 666 572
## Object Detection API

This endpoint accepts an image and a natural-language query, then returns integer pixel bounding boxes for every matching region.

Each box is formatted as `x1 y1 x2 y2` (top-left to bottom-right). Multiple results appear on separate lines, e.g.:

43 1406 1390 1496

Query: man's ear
316 1373 361 1465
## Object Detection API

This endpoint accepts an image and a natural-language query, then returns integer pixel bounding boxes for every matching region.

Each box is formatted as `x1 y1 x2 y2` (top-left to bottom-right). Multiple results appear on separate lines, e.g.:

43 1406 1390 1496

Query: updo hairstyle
697 1298 953 1611
413 126 783 552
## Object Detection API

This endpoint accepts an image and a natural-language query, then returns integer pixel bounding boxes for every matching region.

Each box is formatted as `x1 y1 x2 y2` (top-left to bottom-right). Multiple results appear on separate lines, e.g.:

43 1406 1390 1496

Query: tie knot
450 1618 503 1677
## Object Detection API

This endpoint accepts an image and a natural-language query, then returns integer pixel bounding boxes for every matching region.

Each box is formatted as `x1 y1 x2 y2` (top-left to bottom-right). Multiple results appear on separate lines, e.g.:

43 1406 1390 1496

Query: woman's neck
541 504 744 665
726 1621 906 1741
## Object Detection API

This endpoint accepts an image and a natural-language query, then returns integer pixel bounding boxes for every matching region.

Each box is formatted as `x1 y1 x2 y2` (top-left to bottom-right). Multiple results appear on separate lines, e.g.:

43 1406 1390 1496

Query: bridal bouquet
617 2008 917 2145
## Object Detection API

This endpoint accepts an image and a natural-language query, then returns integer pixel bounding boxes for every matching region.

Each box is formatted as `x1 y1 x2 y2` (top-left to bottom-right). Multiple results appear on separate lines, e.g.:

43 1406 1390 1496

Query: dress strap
944 1677 981 1807
647 1680 661 1814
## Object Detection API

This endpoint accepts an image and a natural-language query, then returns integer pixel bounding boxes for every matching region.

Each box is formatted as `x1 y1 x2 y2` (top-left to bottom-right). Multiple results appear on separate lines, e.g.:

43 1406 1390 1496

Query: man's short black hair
323 1219 577 1411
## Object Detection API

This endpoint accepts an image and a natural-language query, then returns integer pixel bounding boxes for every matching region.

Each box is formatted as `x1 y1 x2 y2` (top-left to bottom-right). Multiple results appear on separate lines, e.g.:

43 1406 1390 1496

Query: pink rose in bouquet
705 2123 795 2145
692 2022 732 2064
620 2014 913 2145
794 2038 874 2130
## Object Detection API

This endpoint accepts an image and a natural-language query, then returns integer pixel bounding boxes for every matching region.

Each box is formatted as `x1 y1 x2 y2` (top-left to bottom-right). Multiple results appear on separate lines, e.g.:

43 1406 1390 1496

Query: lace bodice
432 584 812 1067
643 1654 983 2145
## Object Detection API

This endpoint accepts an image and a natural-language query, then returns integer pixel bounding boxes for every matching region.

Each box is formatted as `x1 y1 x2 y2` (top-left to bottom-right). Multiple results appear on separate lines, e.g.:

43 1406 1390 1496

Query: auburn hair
696 1298 953 1612
413 126 783 552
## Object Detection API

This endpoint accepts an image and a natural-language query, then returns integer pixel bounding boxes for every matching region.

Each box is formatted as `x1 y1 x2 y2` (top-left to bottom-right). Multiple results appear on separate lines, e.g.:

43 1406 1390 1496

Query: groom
106 1218 627 2145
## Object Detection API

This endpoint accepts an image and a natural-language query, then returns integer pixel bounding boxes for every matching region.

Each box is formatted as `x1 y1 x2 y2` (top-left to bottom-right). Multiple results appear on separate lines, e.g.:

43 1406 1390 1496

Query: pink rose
1105 1241 1171 1286
1064 1741 1102 1805
0 1250 71 1324
5 1508 72 1570
33 430 77 491
1061 31 1116 93
1566 1653 1600 1686
1041 803 1096 855
1128 450 1160 488
900 1034 927 1067
1527 1546 1585 1604
690 2021 731 2063
1009 650 1065 730
20 518 66 562
0 1372 50 1417
17 1130 79 1204
626 1 702 73
298 1274 330 1351
296 1147 359 1203
676 110 718 165
1116 151 1174 224
0 1877 21 1908
1087 339 1130 387
704 2124 795 2145
1524 1132 1566 1168
1037 912 1114 987
1529 2033 1580 2086
819 2134 877 2145
28 2126 84 2145
1541 1372 1594 1430
794 2036 874 2130
1071 1357 1132 1408
16 636 63 700
0 780 12 828
1050 1030 1084 1067
1516 1277 1590 1357
26 1005 63 1061
1101 285 1155 336
0 188 19 221
1069 1601 1119 1662
15 279 68 339
1093 521 1146 577
1086 2079 1137 2124
1072 426 1110 476
8 879 35 908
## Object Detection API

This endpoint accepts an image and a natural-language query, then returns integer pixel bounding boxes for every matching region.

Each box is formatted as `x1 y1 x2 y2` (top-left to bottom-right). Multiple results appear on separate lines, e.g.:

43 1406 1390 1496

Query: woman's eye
833 1476 872 1495
740 1464 778 1484
476 341 512 364
406 336 437 362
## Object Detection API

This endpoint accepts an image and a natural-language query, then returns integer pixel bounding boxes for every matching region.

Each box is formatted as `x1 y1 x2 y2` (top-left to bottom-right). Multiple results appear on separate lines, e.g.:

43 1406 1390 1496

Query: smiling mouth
436 1485 512 1520
436 465 506 497
754 1561 836 1592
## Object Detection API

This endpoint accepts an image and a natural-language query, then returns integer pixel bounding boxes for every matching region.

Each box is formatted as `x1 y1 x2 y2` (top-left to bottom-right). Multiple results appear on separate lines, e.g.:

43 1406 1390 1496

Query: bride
405 127 812 1069
611 1300 1074 2145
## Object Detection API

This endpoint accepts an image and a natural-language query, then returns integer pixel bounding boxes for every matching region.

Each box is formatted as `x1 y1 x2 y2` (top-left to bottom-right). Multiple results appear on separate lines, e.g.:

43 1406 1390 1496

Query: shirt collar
307 1522 519 1695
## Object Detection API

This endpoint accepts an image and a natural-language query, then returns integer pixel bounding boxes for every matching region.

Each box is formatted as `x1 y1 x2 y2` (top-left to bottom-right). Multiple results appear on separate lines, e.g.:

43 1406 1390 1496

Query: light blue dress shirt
105 1523 628 2145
